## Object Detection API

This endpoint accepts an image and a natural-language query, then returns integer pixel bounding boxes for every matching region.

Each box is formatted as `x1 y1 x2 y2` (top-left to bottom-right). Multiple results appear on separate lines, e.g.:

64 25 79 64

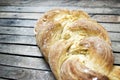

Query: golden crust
35 9 120 80
108 66 120 80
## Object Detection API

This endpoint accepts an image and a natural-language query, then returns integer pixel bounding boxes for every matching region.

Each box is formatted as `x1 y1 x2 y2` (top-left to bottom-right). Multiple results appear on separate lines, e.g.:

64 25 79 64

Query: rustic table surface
0 0 120 80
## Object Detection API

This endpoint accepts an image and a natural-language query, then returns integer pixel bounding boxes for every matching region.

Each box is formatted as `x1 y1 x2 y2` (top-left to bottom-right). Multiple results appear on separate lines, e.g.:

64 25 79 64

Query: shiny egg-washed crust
35 9 120 80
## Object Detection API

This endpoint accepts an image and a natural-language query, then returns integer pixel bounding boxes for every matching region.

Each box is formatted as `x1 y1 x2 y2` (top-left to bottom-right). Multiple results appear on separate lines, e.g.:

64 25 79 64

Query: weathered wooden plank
0 35 36 45
0 6 119 14
92 15 120 23
0 12 119 23
0 27 34 35
109 33 120 41
114 53 120 64
112 42 120 52
0 0 119 7
0 12 42 20
0 44 42 57
0 54 49 70
62 0 120 8
0 19 36 27
0 65 55 80
102 23 120 33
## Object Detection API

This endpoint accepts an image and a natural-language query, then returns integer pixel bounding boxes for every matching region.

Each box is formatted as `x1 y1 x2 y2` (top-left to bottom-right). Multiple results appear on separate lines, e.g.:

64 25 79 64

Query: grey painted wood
0 54 50 70
0 0 119 7
0 65 55 80
0 6 119 14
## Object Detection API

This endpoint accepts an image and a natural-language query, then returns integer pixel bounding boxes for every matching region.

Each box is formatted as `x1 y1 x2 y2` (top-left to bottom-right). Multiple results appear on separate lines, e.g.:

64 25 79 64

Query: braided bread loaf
35 9 120 80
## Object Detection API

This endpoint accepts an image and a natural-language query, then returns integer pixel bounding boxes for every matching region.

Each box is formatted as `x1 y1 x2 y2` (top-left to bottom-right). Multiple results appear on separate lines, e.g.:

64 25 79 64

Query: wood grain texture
0 0 119 7
0 27 34 35
112 42 120 52
109 33 120 41
115 54 120 64
0 54 49 70
92 15 120 23
0 19 36 27
0 65 55 80
102 24 120 33
0 12 42 20
0 6 119 14
114 53 120 64
0 35 36 45
0 44 41 57
0 12 119 23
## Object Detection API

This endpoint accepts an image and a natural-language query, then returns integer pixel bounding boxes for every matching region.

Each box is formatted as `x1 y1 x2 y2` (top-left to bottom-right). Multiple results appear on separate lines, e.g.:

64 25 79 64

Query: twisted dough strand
35 9 120 80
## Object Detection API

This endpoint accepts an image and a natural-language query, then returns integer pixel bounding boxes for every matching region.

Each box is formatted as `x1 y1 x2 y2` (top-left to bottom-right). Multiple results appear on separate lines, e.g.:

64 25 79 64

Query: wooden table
0 0 120 80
